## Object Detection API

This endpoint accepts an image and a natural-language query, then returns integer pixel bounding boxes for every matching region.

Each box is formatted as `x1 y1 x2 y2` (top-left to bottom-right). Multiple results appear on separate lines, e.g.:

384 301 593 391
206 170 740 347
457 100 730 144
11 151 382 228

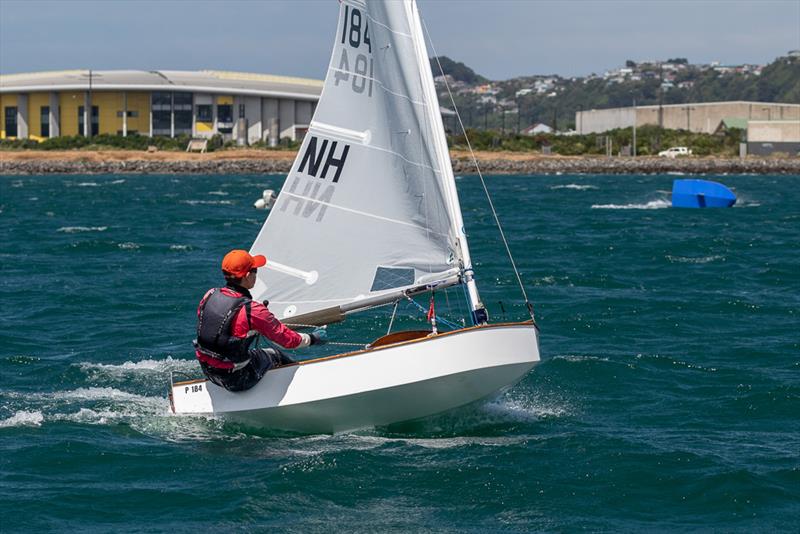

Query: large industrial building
576 101 800 135
0 70 323 145
746 120 800 156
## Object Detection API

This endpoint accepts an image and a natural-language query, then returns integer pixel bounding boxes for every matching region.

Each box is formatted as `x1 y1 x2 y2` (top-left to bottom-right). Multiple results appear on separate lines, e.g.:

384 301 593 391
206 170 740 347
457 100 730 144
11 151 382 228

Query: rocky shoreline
1 154 798 175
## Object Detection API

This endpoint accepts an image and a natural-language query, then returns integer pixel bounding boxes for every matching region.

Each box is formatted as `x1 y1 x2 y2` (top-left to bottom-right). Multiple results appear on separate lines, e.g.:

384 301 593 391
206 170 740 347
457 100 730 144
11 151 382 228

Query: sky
1 0 798 80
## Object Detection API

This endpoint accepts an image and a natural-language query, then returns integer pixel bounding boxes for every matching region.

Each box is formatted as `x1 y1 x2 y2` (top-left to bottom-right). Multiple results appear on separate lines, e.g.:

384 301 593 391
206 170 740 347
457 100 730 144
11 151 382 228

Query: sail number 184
341 5 371 52
335 5 374 97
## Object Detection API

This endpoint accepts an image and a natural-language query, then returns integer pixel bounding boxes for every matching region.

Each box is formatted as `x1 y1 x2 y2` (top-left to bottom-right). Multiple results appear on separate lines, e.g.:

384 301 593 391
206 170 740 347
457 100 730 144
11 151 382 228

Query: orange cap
221 249 267 278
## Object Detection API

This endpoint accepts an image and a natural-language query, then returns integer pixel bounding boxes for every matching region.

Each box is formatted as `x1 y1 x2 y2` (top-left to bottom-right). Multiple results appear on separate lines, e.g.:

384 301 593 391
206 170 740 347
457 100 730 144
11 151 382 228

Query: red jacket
195 286 303 367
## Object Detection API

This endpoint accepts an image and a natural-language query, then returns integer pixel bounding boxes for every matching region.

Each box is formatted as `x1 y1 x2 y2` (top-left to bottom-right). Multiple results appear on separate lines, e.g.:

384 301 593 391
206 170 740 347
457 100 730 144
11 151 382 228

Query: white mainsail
250 0 479 322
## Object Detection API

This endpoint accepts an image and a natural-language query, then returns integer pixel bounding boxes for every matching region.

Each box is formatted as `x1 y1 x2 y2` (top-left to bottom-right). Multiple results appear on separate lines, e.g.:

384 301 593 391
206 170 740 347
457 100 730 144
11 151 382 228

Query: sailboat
169 0 540 433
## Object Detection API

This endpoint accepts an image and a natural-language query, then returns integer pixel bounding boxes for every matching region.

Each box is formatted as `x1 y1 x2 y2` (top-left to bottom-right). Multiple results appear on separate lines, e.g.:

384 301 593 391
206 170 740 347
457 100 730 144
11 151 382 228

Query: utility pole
483 103 488 130
89 69 93 138
632 98 637 157
656 63 663 150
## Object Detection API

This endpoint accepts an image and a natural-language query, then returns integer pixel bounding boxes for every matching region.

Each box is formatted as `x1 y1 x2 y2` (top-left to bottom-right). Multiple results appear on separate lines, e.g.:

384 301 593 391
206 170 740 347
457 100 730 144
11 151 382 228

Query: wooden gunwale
172 320 535 388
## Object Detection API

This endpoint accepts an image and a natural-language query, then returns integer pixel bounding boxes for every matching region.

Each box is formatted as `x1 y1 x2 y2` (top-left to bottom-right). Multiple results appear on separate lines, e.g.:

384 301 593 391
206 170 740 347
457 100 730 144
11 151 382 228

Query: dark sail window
370 267 415 292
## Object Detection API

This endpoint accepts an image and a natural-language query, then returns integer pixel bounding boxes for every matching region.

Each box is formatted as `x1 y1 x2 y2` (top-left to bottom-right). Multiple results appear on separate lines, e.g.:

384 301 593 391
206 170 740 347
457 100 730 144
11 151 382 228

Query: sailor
194 249 326 392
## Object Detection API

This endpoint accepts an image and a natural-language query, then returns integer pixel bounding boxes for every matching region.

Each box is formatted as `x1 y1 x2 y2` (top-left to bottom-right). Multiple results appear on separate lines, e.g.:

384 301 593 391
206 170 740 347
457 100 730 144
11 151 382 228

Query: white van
658 146 692 158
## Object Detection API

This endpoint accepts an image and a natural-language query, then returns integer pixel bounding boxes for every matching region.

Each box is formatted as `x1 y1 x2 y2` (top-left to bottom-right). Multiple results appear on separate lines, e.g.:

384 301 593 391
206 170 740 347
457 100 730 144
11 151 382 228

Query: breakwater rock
1 155 798 175
449 157 800 175
0 158 297 176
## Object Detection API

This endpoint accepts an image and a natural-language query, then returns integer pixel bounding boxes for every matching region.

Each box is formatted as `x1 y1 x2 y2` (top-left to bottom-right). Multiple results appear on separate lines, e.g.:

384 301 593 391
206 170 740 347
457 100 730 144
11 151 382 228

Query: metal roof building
0 69 324 144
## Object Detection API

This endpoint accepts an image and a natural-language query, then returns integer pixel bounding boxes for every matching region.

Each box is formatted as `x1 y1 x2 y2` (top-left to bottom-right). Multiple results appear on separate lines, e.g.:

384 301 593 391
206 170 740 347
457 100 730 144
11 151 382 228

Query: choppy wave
633 353 718 373
592 199 671 210
208 191 229 196
0 410 44 428
118 242 141 250
57 226 108 233
63 179 124 187
551 184 599 190
666 254 725 264
169 244 192 251
180 200 234 205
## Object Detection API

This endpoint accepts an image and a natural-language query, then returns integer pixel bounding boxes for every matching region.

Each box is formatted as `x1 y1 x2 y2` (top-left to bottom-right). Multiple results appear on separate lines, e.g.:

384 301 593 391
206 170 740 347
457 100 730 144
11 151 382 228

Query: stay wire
406 296 461 331
386 300 399 335
422 18 535 322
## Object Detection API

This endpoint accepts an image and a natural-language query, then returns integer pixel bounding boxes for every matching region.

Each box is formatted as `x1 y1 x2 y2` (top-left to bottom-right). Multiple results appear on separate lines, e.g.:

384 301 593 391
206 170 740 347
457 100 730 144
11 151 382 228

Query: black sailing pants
201 348 295 392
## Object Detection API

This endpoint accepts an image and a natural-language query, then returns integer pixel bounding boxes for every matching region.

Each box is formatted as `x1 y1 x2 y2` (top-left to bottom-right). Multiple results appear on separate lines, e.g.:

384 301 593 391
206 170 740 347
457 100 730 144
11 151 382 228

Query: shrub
207 134 224 152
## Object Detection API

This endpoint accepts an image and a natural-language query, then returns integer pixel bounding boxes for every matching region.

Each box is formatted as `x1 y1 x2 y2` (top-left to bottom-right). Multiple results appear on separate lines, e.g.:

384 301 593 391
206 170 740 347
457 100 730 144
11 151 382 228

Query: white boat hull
170 322 540 433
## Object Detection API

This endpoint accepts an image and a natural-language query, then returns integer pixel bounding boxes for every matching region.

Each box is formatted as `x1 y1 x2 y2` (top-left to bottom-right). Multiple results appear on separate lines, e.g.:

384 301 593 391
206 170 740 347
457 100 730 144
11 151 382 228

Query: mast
406 0 487 323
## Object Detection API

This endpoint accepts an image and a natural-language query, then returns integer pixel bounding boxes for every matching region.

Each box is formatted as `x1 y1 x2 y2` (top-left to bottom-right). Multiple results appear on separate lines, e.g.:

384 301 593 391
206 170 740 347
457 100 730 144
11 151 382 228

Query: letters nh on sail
280 136 351 223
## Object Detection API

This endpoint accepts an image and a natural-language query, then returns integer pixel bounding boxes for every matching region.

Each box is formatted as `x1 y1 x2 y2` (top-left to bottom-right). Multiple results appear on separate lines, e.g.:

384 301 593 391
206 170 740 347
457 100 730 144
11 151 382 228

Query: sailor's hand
310 327 328 346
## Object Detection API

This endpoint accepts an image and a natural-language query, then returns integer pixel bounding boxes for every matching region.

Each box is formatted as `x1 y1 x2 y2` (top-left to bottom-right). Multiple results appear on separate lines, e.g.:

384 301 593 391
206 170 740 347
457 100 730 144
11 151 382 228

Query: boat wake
370 386 571 439
3 353 561 444
733 195 761 207
0 385 230 441
76 356 198 379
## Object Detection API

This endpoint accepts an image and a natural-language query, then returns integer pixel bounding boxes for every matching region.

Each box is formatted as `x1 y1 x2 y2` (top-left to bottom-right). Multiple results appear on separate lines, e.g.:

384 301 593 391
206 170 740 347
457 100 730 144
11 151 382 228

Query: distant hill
430 56 487 84
434 55 799 130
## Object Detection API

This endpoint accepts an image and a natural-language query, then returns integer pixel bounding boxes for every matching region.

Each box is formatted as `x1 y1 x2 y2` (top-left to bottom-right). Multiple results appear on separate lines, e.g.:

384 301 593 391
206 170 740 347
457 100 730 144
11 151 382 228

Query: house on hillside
521 123 553 135
714 117 748 135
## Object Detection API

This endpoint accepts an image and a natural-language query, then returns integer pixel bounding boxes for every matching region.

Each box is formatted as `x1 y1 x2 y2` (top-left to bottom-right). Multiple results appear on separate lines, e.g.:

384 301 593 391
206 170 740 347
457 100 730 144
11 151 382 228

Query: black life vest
194 287 257 363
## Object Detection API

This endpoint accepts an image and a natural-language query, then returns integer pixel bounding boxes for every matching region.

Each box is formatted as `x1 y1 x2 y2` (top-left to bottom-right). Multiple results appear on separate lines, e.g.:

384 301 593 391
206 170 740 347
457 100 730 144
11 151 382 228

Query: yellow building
0 69 323 145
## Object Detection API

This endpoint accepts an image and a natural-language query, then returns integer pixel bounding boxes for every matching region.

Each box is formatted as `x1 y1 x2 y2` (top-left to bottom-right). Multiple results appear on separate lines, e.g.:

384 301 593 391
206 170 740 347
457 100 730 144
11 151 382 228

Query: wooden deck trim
297 320 534 365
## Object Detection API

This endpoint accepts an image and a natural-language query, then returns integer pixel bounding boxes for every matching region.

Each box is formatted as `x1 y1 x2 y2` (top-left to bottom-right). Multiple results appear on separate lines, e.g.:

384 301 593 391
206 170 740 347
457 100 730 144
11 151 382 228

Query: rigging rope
422 19 535 322
406 296 462 331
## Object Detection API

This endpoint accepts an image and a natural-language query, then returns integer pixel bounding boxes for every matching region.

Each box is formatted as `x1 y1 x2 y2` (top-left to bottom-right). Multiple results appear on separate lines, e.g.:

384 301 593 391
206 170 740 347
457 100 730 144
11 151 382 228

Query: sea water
0 173 797 531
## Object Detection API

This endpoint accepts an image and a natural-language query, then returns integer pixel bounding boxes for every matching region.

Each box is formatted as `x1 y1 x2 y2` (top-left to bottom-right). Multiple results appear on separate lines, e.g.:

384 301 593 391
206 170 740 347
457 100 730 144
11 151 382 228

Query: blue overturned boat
672 179 737 208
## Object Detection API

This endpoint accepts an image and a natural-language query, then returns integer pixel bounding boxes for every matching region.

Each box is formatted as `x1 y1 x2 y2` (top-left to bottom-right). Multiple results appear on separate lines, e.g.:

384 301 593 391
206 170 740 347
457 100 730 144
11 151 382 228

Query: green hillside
435 55 799 131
